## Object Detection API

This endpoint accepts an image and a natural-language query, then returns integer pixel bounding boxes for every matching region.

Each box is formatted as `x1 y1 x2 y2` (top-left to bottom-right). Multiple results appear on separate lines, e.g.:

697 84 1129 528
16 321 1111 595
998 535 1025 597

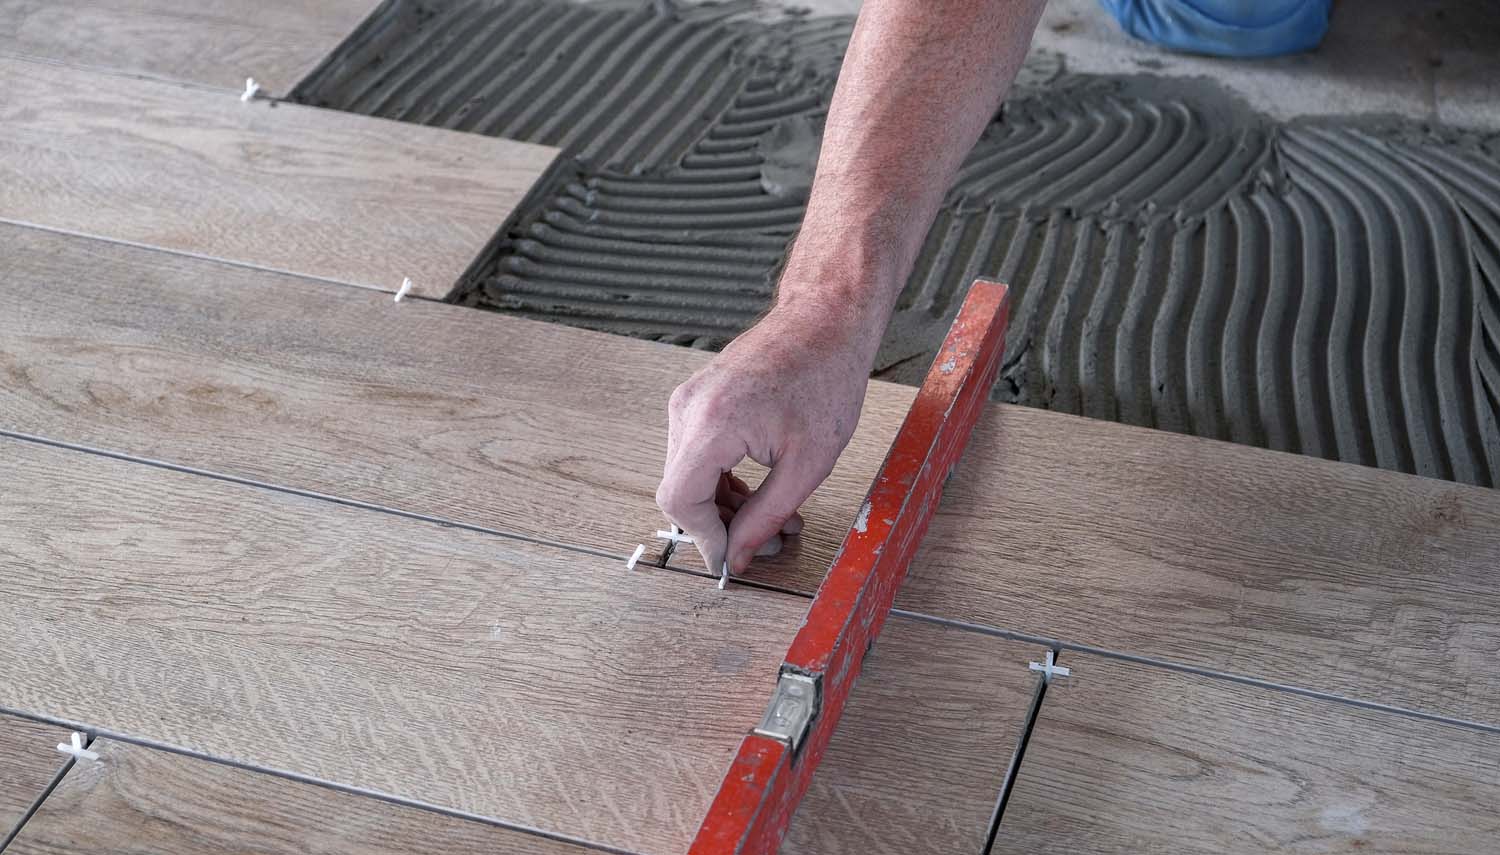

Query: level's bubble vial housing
753 672 818 750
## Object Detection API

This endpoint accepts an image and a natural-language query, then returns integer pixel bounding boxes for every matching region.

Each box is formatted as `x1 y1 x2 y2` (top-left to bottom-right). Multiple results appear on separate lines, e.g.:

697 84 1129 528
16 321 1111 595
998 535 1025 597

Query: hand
657 302 875 574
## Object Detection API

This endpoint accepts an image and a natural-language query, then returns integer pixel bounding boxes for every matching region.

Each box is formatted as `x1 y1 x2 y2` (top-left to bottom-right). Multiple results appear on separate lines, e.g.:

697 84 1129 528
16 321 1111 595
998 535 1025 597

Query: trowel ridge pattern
297 0 1500 486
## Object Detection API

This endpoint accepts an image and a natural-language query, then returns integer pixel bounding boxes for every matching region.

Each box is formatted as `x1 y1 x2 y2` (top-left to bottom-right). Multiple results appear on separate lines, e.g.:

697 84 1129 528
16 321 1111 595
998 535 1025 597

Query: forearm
777 0 1044 347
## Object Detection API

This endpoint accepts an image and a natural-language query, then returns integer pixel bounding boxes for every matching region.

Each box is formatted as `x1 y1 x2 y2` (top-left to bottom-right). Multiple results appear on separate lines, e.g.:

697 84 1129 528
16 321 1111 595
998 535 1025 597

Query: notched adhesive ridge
299 0 1500 487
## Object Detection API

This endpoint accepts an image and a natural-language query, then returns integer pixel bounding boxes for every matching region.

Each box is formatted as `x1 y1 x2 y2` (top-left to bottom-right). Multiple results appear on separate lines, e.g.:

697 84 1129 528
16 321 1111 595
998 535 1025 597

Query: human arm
657 0 1045 573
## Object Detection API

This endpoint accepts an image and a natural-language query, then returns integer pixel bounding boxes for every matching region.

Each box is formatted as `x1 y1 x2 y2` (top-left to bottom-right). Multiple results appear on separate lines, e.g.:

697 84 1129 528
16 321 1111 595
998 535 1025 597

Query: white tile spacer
394 277 413 302
655 527 694 545
625 543 646 571
56 731 99 762
718 560 730 590
240 77 262 103
1028 649 1070 683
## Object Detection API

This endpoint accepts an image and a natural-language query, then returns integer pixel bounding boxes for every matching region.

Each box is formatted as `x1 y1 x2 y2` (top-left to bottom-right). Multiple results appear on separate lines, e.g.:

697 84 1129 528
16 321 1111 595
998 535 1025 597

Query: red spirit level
689 279 1013 854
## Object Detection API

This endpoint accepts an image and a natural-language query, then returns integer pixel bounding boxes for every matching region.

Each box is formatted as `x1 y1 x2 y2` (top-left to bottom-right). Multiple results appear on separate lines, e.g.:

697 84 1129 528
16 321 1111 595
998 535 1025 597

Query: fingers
721 473 803 531
736 474 805 535
725 451 830 572
718 505 784 553
659 369 811 573
658 433 744 573
717 474 782 555
666 464 810 572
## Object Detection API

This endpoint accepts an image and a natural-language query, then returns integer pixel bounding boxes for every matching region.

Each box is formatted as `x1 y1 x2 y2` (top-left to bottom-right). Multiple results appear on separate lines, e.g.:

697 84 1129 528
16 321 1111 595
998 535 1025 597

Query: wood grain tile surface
901 409 1500 726
784 621 1041 855
993 653 1500 854
0 714 69 840
0 436 804 855
6 739 597 855
0 57 557 297
0 222 904 565
7 223 1495 736
0 433 1040 854
0 0 380 95
675 368 1500 726
9 637 1041 855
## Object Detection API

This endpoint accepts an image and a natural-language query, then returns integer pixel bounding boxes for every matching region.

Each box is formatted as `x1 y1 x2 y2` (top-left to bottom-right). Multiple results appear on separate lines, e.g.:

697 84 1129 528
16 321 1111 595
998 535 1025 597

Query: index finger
657 432 746 573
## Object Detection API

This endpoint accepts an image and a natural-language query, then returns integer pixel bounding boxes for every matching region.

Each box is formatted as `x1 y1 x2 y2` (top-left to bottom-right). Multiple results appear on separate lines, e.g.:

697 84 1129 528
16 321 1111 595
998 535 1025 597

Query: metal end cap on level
752 671 819 752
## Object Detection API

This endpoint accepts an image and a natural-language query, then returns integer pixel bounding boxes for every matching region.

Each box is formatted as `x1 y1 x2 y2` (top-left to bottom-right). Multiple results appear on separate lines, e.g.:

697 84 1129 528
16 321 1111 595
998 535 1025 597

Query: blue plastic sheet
1097 0 1332 57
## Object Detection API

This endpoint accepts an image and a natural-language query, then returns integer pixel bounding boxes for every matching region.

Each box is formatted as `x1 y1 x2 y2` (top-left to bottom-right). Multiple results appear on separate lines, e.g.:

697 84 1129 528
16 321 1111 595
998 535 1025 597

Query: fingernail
731 548 752 574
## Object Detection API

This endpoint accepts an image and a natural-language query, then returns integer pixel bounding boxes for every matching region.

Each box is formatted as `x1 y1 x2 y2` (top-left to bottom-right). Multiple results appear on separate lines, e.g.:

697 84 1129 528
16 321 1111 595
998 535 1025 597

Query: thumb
725 451 830 572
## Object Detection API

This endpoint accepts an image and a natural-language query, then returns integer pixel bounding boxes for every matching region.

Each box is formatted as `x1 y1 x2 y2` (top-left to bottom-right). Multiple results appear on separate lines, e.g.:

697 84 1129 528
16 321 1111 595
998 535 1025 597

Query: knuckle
667 382 693 414
697 390 736 420
668 368 717 413
655 481 680 514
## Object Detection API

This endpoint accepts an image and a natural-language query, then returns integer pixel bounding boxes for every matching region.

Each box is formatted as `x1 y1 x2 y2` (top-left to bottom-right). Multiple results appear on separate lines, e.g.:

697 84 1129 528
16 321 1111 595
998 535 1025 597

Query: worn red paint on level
689 280 1012 855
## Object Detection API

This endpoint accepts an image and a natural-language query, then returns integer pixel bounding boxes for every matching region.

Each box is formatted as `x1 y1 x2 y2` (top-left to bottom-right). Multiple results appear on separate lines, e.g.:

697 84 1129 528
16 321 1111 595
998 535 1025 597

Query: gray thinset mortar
296 0 1500 487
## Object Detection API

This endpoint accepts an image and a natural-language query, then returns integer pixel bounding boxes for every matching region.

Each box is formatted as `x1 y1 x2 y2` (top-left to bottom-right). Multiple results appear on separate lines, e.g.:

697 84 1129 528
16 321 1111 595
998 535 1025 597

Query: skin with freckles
657 0 1046 573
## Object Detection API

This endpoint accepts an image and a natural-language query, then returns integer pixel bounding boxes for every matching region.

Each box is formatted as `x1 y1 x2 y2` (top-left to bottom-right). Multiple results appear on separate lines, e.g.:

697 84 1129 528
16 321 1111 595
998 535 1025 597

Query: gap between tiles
0 218 428 301
982 650 1057 854
683 557 1500 738
7 429 1497 747
656 536 680 569
0 429 622 564
889 609 1500 737
0 731 86 854
0 708 642 855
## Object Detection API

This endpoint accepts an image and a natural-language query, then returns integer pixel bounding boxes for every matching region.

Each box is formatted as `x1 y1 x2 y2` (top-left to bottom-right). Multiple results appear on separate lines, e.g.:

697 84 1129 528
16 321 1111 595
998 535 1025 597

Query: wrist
765 276 891 370
774 239 900 336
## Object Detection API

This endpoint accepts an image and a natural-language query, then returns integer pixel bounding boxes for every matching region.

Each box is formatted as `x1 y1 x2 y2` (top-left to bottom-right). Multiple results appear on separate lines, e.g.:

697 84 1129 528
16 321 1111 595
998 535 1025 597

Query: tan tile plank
994 653 1500 854
696 369 1500 727
0 433 1041 854
7 220 1496 728
901 408 1500 725
9 629 1043 855
10 219 1494 729
0 714 70 839
7 738 601 855
0 0 380 95
0 57 557 298
0 436 804 855
0 221 901 569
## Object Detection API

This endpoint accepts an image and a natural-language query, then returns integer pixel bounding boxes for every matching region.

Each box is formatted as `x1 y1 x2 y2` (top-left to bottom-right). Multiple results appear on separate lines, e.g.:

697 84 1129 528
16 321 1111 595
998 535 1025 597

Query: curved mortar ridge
897 122 1500 484
298 0 1499 486
294 0 848 171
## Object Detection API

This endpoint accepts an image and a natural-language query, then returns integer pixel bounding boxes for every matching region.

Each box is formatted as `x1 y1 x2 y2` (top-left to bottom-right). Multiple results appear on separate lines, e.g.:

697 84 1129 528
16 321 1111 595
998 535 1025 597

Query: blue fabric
1097 0 1331 57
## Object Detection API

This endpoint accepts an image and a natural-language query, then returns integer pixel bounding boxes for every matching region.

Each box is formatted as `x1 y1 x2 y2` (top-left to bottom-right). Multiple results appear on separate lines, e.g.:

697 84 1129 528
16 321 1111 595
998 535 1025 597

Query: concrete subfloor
785 0 1500 131
296 0 1500 486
